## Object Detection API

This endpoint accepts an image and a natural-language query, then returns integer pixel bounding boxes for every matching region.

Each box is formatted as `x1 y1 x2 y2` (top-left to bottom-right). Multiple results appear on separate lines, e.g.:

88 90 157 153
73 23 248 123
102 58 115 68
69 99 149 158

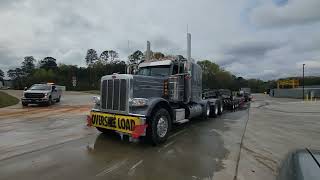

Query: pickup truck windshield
137 66 170 77
29 85 51 90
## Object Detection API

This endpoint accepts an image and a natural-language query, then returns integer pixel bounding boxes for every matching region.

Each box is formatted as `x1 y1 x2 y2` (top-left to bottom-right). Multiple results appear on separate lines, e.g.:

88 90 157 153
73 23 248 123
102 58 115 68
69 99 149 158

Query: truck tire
218 103 223 115
210 105 218 118
202 102 210 119
146 108 171 145
22 102 28 107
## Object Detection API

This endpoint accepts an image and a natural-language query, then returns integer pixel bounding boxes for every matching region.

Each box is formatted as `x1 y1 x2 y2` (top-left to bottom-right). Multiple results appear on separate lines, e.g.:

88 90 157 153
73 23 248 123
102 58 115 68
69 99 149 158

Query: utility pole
302 64 305 100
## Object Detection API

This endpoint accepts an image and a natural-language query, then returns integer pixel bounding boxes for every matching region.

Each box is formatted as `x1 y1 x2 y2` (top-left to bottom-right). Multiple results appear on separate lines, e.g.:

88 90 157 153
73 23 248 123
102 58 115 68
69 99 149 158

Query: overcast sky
0 0 320 80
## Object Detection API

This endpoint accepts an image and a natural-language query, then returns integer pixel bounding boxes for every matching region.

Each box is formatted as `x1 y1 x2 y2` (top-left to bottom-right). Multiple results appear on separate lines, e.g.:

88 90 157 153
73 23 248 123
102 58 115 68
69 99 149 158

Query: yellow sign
90 112 141 133
277 79 299 89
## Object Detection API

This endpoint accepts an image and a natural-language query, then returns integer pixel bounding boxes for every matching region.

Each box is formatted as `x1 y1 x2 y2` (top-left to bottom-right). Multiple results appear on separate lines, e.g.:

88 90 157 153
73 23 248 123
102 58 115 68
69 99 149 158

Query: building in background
270 85 320 99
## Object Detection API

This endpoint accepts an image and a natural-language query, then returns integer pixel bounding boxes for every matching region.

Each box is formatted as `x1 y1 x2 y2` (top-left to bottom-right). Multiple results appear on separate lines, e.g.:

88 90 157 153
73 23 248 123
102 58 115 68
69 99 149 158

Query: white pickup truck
21 83 62 106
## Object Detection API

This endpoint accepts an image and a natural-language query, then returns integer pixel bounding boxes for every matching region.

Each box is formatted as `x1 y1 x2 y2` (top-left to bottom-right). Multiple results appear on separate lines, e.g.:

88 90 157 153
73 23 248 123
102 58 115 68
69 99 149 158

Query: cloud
224 40 282 58
297 60 320 69
0 46 20 76
250 0 320 27
0 0 319 80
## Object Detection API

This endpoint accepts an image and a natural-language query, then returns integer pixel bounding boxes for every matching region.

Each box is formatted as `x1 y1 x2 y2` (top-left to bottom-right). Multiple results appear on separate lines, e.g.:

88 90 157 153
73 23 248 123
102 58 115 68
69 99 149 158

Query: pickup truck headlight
93 96 101 105
129 98 148 107
44 93 49 98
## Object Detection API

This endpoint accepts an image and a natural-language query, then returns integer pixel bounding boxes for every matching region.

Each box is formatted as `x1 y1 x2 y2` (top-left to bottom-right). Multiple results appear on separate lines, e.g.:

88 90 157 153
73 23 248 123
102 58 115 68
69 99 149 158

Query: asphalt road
236 94 320 180
0 90 250 180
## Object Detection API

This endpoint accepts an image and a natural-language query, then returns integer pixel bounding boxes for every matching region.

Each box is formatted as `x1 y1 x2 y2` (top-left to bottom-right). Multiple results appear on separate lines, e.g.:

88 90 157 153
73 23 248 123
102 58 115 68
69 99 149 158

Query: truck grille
24 93 45 98
101 79 127 112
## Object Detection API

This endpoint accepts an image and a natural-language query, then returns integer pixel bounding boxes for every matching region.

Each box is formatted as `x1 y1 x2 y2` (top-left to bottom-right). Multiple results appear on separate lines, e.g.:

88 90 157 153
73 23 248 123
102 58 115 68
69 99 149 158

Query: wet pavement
0 90 249 180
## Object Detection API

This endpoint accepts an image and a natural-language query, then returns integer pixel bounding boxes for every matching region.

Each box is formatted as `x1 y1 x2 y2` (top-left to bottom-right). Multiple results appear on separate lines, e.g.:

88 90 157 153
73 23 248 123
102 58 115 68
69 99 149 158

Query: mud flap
87 115 92 127
132 124 148 139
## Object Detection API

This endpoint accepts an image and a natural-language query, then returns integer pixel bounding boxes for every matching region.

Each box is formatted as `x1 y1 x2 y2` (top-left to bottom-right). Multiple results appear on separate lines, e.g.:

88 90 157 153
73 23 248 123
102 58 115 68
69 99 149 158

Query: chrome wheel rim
215 106 218 115
157 117 168 138
220 105 223 113
206 105 210 116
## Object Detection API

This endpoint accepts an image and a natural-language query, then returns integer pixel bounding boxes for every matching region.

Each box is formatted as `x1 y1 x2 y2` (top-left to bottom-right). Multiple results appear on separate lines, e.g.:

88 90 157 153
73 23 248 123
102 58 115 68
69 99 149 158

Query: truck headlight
93 96 101 105
44 93 49 98
129 98 148 107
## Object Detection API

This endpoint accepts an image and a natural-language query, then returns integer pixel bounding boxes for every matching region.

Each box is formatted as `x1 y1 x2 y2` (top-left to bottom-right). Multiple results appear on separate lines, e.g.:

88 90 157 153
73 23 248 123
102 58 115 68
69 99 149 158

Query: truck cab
88 34 223 145
89 57 222 144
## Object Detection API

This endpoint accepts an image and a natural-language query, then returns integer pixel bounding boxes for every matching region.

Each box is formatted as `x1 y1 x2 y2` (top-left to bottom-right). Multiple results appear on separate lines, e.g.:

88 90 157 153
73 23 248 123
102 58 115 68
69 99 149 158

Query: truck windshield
29 85 51 90
137 66 170 77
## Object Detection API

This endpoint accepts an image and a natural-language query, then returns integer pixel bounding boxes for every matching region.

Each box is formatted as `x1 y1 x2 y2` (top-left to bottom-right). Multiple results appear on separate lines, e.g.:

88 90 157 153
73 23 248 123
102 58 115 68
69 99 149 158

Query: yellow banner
90 112 141 133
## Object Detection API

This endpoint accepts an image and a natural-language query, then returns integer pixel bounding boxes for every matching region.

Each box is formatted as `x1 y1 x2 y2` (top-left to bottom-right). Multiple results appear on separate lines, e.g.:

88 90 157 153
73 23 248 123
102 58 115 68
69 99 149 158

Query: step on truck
87 34 223 145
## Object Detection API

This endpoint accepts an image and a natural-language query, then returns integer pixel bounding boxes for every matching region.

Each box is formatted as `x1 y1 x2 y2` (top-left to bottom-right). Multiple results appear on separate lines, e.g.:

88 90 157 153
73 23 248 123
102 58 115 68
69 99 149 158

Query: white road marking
158 140 176 152
222 118 234 122
164 140 176 148
128 160 143 176
96 159 127 177
130 160 143 170
168 129 186 139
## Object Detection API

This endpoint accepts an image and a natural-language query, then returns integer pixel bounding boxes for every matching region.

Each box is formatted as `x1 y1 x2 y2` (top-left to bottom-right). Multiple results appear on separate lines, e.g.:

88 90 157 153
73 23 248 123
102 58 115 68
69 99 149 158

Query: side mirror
24 87 28 91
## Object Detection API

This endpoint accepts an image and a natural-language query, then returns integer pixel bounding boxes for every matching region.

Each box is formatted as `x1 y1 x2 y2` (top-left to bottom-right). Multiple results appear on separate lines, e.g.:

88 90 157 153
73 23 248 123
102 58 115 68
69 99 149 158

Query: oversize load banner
90 112 141 133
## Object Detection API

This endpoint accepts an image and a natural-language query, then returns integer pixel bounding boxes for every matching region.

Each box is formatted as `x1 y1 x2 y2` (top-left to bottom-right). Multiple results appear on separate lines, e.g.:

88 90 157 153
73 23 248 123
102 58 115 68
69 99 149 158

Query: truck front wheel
147 108 171 145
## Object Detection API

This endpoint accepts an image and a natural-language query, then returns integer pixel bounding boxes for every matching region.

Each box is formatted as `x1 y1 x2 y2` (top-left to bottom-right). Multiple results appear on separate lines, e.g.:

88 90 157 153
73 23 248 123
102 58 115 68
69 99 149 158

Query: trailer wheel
210 104 218 118
218 103 223 115
202 102 210 119
147 108 171 145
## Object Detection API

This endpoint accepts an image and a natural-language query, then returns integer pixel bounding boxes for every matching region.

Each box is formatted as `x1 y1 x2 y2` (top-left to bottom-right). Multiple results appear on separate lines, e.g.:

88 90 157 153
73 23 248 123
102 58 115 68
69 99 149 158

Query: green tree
99 50 109 63
32 69 55 83
39 57 57 70
21 56 36 75
99 50 119 64
108 50 119 63
153 52 165 59
7 68 23 89
85 49 98 65
197 60 220 89
0 69 4 79
128 50 144 65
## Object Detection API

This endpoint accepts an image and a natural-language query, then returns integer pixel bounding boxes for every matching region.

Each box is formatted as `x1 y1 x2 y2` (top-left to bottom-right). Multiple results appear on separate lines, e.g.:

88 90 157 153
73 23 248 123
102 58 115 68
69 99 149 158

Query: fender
129 98 173 119
145 98 173 118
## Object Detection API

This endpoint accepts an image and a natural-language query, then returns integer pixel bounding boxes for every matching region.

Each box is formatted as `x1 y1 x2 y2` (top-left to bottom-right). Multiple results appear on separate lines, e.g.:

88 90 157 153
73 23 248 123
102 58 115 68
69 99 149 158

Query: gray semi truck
87 34 223 144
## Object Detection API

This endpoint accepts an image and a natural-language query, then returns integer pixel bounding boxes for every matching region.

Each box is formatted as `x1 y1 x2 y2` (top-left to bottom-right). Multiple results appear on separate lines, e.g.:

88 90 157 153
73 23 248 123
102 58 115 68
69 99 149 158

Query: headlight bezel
129 98 148 107
93 96 101 105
